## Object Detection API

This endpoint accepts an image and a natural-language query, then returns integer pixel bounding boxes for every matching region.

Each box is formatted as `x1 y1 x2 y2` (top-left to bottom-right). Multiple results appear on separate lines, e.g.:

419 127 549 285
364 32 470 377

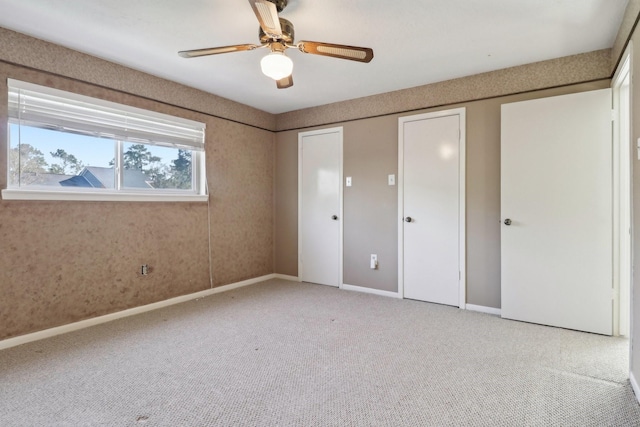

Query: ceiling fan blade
276 75 293 89
178 44 258 58
297 41 374 63
249 0 282 39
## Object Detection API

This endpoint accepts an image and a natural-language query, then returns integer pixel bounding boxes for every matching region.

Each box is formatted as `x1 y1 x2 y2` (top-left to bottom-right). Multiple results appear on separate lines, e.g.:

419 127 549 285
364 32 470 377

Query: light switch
388 174 396 186
370 254 378 269
346 177 352 187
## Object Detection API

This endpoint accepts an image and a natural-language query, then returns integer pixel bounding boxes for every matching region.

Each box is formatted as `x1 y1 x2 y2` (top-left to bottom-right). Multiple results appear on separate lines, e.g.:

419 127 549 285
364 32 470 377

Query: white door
501 89 612 335
399 109 465 307
298 127 343 287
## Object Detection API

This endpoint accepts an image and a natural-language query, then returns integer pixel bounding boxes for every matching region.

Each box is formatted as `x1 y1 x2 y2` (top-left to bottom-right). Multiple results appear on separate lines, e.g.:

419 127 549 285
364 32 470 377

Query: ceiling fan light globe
261 51 293 80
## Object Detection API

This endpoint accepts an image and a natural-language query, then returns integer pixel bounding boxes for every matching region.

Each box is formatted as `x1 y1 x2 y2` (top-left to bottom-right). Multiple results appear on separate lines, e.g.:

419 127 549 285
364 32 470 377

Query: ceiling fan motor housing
260 18 294 44
268 0 288 12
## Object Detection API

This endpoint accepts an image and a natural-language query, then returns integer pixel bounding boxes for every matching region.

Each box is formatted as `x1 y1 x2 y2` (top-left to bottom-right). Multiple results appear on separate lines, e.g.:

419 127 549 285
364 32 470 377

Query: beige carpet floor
1 278 639 426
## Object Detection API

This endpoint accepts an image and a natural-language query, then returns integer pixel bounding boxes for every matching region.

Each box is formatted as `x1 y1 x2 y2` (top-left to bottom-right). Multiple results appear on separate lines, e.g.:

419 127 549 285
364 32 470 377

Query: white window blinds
8 79 205 151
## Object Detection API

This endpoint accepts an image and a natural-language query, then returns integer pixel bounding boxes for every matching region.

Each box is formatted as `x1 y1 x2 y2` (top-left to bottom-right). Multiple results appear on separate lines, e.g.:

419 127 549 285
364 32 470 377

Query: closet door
501 89 612 335
399 109 465 307
299 127 343 287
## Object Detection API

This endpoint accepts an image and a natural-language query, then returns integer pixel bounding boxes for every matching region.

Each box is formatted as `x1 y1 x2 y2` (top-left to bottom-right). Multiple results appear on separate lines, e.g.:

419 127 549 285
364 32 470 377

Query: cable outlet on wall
370 254 378 270
141 264 148 276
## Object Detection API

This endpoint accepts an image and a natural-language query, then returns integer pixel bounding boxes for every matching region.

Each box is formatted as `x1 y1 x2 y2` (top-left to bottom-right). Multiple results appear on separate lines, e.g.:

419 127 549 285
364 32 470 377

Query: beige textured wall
0 62 274 339
276 50 612 131
274 117 399 291
0 27 275 131
207 118 275 286
342 118 398 291
275 80 609 306
274 132 298 276
0 201 210 339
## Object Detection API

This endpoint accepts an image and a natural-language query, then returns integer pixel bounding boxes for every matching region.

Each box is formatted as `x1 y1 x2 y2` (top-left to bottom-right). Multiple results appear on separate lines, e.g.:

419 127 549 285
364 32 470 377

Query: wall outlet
141 264 148 275
370 254 378 269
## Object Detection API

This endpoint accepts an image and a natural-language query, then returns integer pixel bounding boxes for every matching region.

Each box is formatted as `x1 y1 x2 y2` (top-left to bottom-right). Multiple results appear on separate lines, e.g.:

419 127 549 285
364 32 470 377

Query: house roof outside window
59 166 152 189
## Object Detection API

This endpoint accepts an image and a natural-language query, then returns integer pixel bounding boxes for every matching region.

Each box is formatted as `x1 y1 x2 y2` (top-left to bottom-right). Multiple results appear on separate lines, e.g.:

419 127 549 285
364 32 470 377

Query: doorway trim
612 42 633 338
298 127 344 288
397 108 466 307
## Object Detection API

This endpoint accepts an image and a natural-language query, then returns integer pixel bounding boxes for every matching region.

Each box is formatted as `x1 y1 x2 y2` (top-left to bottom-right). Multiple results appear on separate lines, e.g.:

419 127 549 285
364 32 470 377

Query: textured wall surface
341 118 398 292
207 119 275 286
0 27 275 131
275 50 612 131
274 132 298 276
0 63 274 340
0 201 209 339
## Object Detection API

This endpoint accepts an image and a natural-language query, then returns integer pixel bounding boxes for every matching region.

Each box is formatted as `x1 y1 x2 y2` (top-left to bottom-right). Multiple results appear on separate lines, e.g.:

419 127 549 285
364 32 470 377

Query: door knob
405 217 413 223
504 218 512 226
331 215 338 220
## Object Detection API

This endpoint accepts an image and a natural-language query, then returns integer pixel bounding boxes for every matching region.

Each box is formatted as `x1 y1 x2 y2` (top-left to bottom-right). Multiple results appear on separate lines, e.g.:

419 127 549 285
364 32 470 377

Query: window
3 79 207 201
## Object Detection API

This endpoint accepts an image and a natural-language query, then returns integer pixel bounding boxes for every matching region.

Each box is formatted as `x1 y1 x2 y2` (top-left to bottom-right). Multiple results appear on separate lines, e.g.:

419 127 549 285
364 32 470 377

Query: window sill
1 188 208 202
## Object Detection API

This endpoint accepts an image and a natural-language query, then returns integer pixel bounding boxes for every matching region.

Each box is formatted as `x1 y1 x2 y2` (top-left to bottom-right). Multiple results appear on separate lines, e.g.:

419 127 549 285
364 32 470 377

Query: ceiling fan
178 0 374 89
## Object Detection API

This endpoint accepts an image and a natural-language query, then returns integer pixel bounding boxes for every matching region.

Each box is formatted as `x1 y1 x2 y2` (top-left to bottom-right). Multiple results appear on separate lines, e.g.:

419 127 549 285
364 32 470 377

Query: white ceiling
0 0 629 114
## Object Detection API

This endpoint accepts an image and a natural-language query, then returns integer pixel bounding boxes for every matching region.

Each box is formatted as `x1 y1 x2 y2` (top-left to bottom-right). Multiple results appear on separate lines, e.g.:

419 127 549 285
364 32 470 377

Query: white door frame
398 108 466 308
612 42 633 339
298 127 344 288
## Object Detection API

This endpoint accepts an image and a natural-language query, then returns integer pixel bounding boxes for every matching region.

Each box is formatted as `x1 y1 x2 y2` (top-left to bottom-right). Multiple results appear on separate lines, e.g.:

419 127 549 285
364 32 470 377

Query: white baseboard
273 274 300 281
631 371 640 405
466 304 501 316
0 273 276 351
341 283 401 299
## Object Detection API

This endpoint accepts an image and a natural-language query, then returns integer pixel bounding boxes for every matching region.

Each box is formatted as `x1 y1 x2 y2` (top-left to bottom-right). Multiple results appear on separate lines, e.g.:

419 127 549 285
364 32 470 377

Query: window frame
2 80 208 202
